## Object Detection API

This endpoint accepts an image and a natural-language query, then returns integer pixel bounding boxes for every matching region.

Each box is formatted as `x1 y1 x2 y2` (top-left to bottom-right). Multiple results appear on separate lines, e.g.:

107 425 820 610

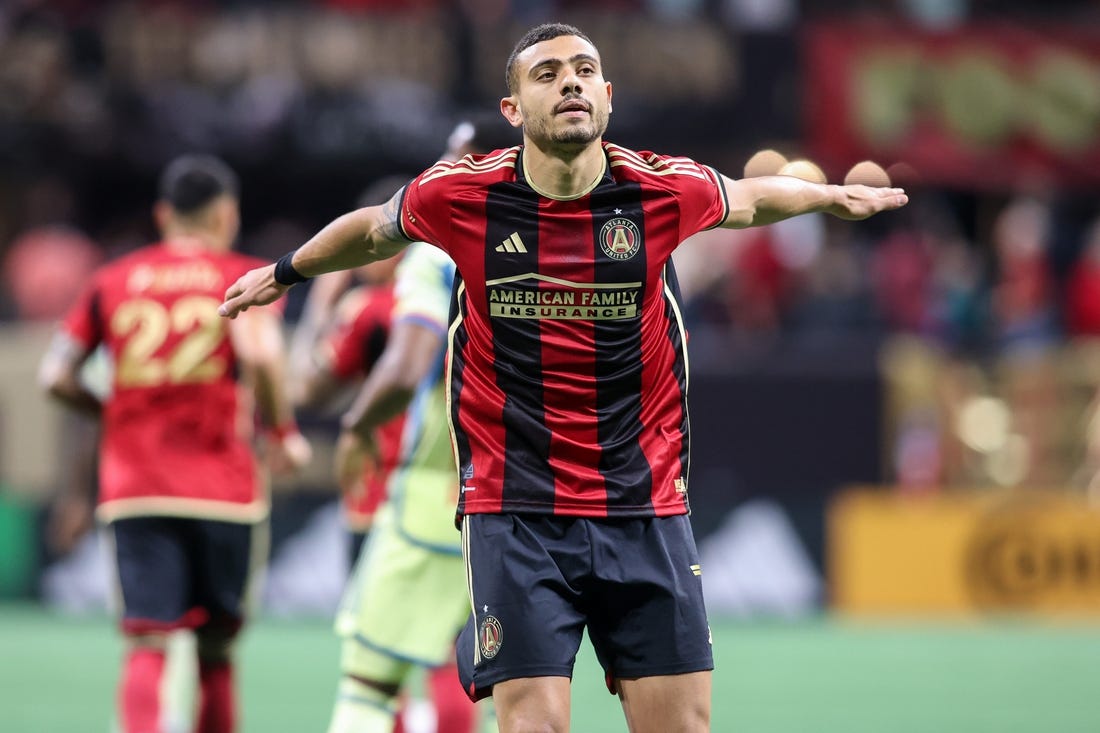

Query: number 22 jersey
61 244 275 523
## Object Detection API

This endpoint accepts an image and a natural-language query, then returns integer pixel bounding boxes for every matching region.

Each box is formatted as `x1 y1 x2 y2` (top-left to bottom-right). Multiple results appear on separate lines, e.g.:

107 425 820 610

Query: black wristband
273 251 309 285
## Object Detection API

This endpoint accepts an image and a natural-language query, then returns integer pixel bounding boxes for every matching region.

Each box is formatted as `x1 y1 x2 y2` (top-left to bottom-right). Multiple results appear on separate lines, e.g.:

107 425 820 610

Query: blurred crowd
2 0 1100 495
676 186 1100 354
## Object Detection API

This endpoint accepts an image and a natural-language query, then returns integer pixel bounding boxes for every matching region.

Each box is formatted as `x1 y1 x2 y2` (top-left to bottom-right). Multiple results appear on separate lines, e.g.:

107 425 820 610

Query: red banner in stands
804 22 1100 190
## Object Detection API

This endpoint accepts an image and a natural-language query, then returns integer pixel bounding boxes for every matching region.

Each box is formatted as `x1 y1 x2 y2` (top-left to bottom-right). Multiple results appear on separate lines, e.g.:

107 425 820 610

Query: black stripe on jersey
449 273 475 515
484 181 556 509
589 180 653 511
662 258 691 508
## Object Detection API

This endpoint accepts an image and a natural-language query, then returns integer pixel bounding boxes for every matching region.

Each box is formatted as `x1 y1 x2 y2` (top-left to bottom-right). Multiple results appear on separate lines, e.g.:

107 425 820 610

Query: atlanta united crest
479 615 503 659
599 217 642 261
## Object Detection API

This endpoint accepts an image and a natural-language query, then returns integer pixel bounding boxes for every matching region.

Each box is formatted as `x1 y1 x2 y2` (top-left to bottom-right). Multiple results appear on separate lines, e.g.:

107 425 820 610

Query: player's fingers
218 295 247 319
223 279 244 302
884 190 908 208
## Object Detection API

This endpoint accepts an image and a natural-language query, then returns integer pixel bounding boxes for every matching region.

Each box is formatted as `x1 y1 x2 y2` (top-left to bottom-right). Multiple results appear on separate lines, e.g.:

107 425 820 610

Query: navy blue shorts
456 513 712 701
109 516 265 636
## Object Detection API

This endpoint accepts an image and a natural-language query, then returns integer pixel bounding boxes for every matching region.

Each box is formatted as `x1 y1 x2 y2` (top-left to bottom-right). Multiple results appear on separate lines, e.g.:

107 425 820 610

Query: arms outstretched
219 189 409 319
719 173 907 229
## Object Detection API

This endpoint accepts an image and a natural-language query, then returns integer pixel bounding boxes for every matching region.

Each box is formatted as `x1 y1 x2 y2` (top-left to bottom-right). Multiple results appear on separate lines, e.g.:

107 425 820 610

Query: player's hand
46 493 94 556
266 428 313 476
334 429 378 497
219 264 290 319
826 185 908 220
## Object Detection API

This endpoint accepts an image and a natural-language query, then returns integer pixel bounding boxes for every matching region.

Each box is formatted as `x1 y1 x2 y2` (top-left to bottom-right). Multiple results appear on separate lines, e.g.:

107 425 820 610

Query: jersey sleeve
399 165 457 253
391 243 453 335
664 157 731 241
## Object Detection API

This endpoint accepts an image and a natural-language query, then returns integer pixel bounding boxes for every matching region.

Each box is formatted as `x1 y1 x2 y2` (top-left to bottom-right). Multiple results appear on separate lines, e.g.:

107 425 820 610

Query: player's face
504 34 612 149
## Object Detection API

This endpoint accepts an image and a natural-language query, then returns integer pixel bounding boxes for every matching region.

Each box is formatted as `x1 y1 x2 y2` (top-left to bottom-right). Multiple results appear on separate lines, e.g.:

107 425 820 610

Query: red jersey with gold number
398 143 730 519
320 284 404 531
61 243 275 523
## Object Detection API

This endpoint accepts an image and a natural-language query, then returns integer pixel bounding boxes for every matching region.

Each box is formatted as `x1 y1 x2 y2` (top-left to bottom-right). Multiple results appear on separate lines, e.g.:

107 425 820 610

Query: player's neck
163 232 221 253
521 140 606 201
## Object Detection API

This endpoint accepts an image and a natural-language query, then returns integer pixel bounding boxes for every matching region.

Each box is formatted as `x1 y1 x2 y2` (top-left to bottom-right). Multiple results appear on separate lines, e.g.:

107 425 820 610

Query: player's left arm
38 332 101 416
717 172 908 228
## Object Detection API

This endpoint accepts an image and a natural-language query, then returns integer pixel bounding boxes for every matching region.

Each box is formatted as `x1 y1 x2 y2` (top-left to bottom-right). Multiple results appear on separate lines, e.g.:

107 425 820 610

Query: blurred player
324 240 472 733
219 22 906 733
321 118 516 733
39 154 310 733
290 178 410 567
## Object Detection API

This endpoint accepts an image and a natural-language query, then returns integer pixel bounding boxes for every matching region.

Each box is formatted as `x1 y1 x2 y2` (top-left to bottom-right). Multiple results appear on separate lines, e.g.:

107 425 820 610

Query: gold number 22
111 296 226 387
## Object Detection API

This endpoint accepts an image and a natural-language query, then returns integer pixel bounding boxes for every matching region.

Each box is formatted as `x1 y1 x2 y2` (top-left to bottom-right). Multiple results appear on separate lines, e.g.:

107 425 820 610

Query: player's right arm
38 304 102 552
38 331 101 416
219 190 410 319
228 307 312 474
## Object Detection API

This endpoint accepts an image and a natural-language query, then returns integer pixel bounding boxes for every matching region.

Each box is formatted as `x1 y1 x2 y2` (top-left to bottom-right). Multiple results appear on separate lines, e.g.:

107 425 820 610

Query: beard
526 107 610 148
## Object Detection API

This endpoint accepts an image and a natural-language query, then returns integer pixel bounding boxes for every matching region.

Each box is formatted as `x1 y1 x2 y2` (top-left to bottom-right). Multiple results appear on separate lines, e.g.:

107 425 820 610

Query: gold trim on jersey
606 145 709 181
445 279 466 509
609 158 709 180
96 497 269 524
606 144 702 171
485 272 642 289
419 148 519 186
521 150 607 201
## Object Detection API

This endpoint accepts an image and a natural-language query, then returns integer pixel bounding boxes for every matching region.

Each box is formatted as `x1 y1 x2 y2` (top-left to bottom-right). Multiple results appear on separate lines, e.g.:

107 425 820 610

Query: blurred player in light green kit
326 117 516 733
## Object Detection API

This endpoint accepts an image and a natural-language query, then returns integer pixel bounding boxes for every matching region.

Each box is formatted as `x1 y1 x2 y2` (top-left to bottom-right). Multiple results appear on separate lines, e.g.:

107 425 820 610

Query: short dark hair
505 23 594 93
158 154 239 215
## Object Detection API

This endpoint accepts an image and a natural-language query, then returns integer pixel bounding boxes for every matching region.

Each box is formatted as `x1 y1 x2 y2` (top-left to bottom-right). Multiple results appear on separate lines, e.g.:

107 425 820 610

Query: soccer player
291 214 404 567
324 240 476 733
39 154 310 733
218 23 908 733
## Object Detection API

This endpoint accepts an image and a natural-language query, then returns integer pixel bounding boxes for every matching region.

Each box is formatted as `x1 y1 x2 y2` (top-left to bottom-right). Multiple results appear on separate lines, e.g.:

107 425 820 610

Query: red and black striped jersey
399 142 730 519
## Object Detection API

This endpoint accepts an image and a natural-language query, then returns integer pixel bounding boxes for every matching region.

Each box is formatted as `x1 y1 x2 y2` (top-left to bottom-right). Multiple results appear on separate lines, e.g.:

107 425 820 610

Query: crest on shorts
479 615 503 659
599 218 641 261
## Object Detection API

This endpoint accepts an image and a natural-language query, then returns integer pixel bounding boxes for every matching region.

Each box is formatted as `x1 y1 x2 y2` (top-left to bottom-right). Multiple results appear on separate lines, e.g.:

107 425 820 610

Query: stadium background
2 0 1100 730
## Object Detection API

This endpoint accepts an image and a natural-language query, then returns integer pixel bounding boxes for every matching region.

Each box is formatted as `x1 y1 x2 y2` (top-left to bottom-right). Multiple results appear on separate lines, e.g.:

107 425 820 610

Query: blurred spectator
788 222 877 335
1064 215 1100 338
989 196 1060 355
869 228 934 334
1 225 101 320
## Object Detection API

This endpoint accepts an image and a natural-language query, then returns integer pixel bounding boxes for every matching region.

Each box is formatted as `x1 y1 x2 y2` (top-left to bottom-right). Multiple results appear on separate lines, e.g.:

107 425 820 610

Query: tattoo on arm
377 187 407 242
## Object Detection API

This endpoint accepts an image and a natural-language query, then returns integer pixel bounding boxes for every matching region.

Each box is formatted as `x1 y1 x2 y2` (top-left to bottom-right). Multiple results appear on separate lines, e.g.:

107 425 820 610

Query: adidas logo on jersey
496 232 528 253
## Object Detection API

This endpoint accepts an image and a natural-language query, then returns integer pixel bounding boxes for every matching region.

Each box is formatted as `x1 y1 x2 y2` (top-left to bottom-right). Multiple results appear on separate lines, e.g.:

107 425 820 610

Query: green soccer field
2 604 1098 732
